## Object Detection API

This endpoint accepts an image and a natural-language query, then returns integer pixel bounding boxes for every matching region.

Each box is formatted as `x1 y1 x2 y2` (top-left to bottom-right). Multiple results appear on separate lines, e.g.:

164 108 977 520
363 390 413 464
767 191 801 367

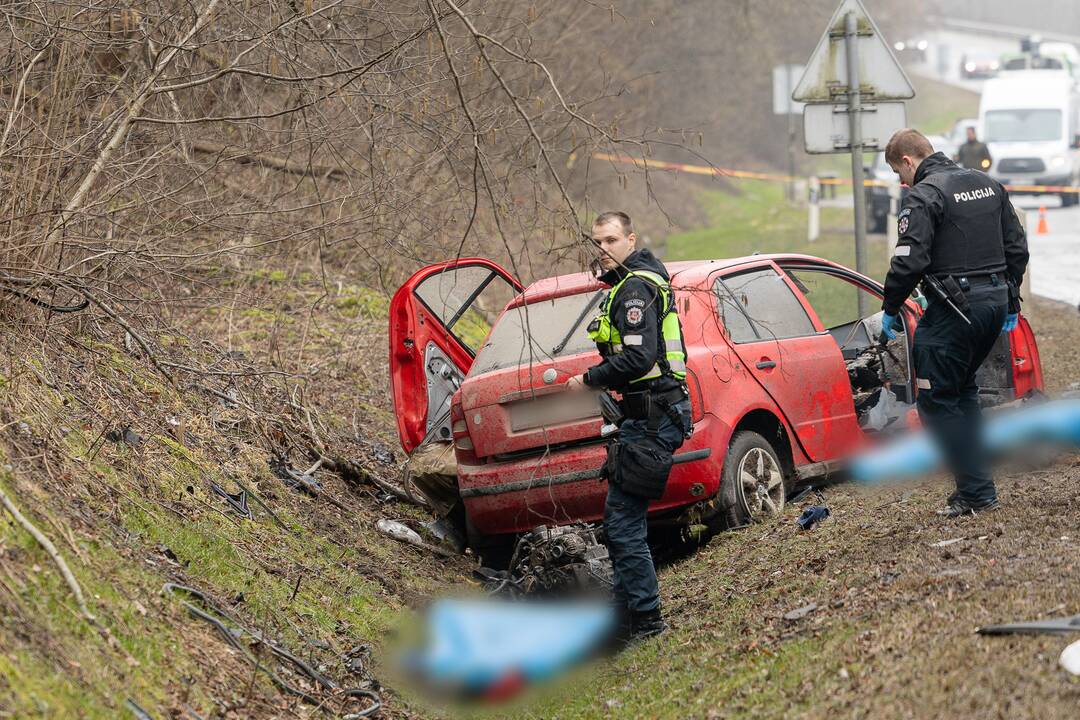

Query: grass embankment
664 182 885 267
0 270 469 719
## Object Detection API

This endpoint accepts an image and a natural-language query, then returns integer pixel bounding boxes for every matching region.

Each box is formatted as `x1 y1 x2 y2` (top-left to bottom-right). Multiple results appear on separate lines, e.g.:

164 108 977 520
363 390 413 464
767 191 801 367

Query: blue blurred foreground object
795 505 830 530
407 599 615 696
851 399 1080 484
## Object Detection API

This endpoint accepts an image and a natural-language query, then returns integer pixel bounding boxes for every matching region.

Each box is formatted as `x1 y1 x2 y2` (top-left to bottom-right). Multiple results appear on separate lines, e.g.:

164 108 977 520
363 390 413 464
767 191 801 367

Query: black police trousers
604 398 691 613
912 281 1008 504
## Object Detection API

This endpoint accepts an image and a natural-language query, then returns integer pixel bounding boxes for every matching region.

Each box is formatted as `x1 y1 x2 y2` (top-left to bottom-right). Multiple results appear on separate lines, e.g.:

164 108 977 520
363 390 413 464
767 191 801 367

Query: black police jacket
882 152 1029 315
583 247 682 394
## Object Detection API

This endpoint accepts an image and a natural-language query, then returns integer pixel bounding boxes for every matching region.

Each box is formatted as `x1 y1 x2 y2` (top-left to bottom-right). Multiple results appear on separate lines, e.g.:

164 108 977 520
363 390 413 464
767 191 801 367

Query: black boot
937 496 999 518
630 607 668 642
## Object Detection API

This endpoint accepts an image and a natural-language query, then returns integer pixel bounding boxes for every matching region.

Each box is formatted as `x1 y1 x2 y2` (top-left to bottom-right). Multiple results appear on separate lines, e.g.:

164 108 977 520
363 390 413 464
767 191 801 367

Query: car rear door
714 263 862 461
389 259 522 453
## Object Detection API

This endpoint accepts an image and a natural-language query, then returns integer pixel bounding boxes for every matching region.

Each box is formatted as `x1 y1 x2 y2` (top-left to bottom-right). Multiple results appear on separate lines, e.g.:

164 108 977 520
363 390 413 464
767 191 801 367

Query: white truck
979 71 1080 206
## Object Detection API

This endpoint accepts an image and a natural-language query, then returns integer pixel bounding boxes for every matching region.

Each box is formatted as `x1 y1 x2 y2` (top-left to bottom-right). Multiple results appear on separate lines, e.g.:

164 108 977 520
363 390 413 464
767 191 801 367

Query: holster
938 275 971 314
1007 279 1022 314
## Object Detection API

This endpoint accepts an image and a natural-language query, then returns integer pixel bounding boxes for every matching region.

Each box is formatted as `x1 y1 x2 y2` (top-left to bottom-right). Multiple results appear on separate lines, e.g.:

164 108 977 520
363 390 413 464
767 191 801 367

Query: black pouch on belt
614 439 673 500
939 276 971 314
621 390 651 420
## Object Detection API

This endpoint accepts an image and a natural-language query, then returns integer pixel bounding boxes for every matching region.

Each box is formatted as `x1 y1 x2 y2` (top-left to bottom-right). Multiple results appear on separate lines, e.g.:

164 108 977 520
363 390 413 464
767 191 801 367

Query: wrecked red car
390 254 1043 548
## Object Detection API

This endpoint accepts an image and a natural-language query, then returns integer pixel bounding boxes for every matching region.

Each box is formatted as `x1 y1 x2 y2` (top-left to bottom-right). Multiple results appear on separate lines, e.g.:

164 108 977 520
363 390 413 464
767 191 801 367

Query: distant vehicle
979 71 1080 205
864 152 895 234
960 52 1000 79
390 256 1043 559
893 38 929 64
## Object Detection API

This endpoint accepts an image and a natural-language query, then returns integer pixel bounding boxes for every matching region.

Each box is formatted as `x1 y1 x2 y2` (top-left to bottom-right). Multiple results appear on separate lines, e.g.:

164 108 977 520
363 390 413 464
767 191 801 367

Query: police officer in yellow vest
567 211 692 642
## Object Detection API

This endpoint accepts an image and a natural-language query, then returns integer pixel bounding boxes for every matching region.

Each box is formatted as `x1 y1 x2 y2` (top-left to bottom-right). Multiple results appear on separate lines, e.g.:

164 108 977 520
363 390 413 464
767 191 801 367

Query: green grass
908 74 980 136
667 182 892 272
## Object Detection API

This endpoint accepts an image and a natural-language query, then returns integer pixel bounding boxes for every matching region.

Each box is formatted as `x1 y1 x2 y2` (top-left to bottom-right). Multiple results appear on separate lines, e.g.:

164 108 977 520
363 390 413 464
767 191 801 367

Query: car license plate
509 391 600 432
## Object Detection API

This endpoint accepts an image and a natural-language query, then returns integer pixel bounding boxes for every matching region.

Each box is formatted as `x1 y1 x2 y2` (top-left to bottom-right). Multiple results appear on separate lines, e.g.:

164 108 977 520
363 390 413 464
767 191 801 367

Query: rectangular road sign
803 101 907 153
772 64 806 115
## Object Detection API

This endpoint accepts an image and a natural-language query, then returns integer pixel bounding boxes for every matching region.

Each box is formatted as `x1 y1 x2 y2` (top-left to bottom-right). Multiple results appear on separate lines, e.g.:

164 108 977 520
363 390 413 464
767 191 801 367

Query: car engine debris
481 524 613 598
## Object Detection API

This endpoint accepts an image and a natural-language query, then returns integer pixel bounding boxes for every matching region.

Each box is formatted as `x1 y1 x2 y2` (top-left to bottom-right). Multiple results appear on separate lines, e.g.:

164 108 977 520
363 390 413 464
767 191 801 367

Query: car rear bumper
459 416 725 535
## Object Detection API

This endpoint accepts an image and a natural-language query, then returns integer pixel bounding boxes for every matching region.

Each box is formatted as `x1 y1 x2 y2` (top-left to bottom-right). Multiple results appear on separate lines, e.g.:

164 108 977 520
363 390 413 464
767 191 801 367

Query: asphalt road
1012 194 1080 308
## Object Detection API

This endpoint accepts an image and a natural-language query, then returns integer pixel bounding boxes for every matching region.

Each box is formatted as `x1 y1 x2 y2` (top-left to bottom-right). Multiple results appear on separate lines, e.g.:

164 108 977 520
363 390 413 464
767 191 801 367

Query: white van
978 71 1080 206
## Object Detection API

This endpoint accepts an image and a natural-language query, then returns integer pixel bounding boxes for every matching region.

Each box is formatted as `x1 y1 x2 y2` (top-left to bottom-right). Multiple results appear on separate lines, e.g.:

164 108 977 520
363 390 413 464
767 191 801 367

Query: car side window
714 267 816 342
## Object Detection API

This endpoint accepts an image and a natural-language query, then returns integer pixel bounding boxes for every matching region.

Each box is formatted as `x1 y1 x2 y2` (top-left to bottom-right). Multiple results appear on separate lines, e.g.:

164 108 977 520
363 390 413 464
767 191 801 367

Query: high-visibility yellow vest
587 270 687 383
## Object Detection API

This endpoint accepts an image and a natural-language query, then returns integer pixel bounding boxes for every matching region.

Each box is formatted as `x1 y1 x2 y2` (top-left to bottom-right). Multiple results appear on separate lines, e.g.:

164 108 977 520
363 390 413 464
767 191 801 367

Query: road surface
1013 194 1080 308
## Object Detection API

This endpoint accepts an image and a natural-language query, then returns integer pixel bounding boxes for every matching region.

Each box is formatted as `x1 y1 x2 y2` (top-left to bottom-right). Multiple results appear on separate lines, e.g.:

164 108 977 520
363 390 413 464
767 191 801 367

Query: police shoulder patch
898 215 909 234
625 306 644 326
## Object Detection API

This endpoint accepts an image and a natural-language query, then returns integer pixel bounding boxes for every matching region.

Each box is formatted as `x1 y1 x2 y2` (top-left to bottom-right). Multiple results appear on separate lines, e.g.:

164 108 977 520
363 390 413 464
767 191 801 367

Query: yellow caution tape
591 152 1080 193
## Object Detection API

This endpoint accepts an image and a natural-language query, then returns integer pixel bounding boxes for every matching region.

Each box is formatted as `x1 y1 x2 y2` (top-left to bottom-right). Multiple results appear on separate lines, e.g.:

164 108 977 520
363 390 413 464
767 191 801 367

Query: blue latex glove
1002 313 1018 334
879 312 900 342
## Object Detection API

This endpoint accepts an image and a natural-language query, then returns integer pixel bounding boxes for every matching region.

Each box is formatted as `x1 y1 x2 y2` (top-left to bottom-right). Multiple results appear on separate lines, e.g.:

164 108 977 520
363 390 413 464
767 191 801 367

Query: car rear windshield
984 109 1062 142
468 291 602 376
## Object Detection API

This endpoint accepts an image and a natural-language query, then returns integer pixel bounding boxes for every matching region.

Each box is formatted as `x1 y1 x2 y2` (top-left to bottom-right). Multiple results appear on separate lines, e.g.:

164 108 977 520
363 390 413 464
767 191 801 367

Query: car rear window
468 291 602 376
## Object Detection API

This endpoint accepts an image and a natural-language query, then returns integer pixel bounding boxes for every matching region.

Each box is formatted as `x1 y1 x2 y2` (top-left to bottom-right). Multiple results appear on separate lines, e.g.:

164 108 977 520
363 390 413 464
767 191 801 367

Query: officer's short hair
885 129 934 165
593 211 634 237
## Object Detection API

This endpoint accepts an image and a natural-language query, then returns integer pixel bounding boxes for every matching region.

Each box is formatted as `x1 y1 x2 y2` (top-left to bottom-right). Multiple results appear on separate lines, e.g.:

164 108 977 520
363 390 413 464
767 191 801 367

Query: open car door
389 259 522 453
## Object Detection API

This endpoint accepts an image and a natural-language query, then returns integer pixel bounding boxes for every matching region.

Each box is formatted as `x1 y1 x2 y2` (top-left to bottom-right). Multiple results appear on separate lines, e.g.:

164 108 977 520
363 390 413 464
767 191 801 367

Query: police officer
566 211 692 641
956 126 992 171
879 129 1028 518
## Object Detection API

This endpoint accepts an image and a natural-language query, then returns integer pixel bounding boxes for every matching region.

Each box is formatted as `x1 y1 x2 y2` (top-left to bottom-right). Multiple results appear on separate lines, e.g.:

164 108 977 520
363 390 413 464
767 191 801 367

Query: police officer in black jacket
566 211 692 642
879 129 1029 518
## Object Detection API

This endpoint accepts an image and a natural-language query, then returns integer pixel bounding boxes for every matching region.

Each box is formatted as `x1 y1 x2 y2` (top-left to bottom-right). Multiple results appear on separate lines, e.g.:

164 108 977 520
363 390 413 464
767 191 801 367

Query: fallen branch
0 482 139 666
190 140 348 179
0 484 93 620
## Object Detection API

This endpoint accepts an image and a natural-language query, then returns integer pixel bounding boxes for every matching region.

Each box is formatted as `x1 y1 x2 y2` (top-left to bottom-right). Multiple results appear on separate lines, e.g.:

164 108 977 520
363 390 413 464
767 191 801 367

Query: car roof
516 254 846 303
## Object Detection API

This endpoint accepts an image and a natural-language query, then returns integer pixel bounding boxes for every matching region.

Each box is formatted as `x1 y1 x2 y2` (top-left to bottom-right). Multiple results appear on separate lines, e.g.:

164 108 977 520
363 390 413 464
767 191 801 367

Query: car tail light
450 393 477 462
684 368 705 423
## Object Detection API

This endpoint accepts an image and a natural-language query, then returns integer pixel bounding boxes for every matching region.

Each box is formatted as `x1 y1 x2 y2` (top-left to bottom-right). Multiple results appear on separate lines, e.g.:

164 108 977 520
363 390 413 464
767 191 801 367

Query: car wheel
717 431 788 529
1061 191 1077 207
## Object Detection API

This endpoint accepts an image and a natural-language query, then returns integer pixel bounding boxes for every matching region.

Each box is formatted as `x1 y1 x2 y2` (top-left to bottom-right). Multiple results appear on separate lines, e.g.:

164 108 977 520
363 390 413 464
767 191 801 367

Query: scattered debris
163 583 381 717
375 518 459 559
487 524 613 598
930 538 965 548
1061 639 1080 675
124 697 155 720
784 603 818 621
105 426 143 446
977 613 1080 635
376 519 422 545
795 505 830 531
209 482 252 519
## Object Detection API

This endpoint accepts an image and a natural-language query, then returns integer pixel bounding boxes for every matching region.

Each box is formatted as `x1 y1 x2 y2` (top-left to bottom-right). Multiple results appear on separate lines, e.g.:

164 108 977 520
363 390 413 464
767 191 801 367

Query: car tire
715 431 789 530
1061 191 1077 208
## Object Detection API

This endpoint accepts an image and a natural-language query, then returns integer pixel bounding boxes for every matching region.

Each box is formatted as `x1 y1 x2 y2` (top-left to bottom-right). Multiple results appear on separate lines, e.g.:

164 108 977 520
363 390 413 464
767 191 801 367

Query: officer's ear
627 232 637 250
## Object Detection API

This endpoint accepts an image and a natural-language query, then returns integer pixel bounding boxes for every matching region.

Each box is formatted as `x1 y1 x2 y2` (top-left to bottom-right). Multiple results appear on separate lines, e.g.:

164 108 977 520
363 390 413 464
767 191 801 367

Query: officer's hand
1002 313 1018 334
879 312 900 343
565 374 588 392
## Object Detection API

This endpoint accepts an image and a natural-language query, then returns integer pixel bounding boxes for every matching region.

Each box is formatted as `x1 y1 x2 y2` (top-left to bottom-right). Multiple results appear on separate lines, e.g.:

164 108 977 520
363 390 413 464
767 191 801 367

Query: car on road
960 52 1001 80
979 71 1080 206
390 255 1044 556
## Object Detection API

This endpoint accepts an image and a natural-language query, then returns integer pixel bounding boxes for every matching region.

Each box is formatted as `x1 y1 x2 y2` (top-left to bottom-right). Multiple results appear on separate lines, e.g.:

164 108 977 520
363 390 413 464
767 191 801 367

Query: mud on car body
390 254 1043 554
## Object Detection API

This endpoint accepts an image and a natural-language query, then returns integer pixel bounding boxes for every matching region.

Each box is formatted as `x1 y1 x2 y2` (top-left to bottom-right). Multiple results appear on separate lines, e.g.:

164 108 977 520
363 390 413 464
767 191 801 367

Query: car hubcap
738 448 784 520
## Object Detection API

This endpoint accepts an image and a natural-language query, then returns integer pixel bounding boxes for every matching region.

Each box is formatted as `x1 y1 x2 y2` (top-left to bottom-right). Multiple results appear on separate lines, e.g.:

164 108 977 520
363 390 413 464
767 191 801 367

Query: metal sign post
793 0 914 317
844 10 869 317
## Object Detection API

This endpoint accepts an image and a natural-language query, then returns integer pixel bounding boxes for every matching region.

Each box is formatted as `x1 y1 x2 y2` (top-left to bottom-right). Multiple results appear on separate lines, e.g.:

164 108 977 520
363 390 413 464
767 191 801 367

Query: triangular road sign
792 0 915 103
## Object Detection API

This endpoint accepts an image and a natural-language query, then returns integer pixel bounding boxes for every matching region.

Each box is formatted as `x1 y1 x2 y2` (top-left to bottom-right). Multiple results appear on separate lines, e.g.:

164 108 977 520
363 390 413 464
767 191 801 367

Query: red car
390 255 1043 549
